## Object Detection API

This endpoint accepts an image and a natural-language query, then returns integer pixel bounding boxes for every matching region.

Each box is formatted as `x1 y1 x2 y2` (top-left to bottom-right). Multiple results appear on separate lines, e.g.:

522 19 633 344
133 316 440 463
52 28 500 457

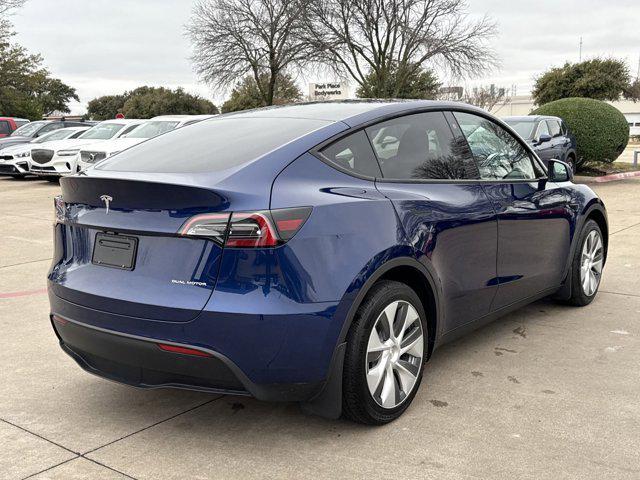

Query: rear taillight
178 207 311 248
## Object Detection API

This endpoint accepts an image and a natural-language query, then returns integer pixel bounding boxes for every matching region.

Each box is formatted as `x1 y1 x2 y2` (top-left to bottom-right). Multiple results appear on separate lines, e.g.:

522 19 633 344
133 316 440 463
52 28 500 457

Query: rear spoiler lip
60 176 228 211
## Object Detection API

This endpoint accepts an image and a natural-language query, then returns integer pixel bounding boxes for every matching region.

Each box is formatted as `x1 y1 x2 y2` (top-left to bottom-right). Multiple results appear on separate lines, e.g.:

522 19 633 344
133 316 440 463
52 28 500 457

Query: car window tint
366 112 477 180
453 112 538 181
536 120 550 139
547 120 561 137
320 130 381 178
98 117 330 173
0 121 10 134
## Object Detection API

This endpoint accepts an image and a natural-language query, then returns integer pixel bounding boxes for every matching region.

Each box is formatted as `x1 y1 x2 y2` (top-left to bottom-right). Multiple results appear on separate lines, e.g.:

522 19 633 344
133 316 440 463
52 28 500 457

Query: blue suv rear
48 101 607 424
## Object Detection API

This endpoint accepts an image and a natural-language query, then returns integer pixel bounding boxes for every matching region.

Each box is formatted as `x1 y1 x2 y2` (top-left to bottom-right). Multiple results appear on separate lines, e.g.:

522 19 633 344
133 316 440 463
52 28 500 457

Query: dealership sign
309 82 350 101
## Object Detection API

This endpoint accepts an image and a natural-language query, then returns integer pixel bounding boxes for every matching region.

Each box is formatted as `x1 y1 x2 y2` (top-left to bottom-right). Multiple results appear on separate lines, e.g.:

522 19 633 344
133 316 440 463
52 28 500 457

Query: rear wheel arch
338 257 440 360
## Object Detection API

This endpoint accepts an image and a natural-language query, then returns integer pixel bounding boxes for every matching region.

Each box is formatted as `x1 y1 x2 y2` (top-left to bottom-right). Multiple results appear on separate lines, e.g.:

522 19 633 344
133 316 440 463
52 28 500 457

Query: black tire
565 154 576 173
567 220 604 306
342 280 428 425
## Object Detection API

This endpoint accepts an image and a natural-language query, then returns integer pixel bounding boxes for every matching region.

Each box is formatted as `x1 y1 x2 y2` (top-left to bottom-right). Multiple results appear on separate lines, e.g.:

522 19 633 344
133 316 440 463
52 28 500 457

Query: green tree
88 87 218 120
356 66 440 99
0 38 78 119
533 58 638 105
532 98 629 167
87 94 127 120
221 74 302 113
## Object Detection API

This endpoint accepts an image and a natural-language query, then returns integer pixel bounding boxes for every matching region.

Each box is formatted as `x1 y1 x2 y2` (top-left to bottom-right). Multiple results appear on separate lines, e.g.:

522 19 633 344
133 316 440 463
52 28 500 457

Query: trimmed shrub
532 97 629 165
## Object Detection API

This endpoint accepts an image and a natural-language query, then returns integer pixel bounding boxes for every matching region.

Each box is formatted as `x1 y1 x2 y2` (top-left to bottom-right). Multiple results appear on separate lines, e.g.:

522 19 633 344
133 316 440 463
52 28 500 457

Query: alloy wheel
580 230 603 296
366 300 424 409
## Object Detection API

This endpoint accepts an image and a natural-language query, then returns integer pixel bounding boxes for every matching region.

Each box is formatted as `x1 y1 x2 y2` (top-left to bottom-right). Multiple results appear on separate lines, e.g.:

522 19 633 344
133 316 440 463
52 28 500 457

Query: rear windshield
97 117 330 173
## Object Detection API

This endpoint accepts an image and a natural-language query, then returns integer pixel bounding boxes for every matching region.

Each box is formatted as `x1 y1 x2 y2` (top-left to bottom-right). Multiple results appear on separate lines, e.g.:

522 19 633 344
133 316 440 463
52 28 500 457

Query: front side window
366 112 478 180
547 120 562 137
0 121 10 134
453 112 539 181
320 130 381 178
535 120 550 139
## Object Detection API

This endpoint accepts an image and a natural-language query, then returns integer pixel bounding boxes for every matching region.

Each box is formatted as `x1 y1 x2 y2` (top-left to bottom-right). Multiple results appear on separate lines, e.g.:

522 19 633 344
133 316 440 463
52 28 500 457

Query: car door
369 111 498 332
546 119 563 160
452 112 572 310
533 120 554 163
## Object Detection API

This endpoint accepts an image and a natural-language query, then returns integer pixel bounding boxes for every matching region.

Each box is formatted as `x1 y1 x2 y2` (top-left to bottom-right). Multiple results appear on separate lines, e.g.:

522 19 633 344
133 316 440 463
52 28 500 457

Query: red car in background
0 118 30 138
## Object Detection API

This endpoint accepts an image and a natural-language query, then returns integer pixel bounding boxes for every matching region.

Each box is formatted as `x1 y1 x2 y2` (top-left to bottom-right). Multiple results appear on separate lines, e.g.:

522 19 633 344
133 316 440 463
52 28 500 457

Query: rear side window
319 131 381 178
366 112 478 180
0 121 10 134
98 117 330 173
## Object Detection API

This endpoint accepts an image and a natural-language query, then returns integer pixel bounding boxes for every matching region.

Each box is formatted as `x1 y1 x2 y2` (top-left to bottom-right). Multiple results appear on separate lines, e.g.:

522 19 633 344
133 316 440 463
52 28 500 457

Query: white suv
75 115 215 172
0 127 89 178
29 119 144 179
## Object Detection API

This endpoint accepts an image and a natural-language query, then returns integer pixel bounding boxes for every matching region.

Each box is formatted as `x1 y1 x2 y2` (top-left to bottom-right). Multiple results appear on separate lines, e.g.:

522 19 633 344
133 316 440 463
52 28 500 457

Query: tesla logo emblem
100 195 113 214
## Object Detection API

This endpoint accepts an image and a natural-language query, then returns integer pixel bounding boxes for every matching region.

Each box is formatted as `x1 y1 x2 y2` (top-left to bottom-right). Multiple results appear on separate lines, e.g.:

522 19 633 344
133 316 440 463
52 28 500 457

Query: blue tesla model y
48 101 608 424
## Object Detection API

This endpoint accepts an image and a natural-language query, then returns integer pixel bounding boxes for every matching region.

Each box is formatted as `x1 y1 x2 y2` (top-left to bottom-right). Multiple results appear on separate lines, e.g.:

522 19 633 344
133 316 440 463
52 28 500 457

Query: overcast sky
10 0 640 114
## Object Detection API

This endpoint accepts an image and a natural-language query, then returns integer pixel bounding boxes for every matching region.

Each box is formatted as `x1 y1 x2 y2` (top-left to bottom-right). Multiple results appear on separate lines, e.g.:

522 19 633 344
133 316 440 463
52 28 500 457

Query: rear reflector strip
157 343 212 358
52 315 68 326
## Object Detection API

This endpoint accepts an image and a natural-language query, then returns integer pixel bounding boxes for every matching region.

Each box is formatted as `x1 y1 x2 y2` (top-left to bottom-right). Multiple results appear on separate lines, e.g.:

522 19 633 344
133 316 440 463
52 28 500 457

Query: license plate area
92 233 138 270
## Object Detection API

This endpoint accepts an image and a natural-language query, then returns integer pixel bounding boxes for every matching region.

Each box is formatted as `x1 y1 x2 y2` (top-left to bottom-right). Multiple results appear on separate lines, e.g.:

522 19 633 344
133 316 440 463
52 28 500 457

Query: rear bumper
52 316 249 395
48 292 329 403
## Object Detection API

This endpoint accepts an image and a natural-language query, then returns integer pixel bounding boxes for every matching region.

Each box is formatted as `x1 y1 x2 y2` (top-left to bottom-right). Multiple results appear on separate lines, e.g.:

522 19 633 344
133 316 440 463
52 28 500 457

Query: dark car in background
48 101 607 424
0 117 30 138
0 119 95 151
503 115 578 171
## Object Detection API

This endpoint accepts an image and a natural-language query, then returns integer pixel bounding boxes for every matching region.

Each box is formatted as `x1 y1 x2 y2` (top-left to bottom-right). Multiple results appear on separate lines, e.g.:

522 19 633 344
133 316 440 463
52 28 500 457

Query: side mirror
537 133 552 144
548 159 573 183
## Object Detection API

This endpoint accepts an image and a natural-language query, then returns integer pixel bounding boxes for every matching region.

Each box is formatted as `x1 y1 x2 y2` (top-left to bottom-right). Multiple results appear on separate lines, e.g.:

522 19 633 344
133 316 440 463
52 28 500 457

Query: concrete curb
575 171 640 184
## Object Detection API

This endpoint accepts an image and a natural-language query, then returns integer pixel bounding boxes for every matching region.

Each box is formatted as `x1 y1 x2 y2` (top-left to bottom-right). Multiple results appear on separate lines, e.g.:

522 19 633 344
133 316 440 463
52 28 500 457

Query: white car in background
29 119 144 179
75 115 215 171
0 126 90 178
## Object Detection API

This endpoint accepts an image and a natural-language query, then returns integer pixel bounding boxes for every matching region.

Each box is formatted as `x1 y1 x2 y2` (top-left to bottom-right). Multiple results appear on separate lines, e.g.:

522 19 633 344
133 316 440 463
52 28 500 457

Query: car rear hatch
50 176 229 322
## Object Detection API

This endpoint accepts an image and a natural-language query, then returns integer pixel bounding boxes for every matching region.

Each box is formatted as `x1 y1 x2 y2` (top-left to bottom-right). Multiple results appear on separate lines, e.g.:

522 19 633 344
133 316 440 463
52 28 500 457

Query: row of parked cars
0 115 215 180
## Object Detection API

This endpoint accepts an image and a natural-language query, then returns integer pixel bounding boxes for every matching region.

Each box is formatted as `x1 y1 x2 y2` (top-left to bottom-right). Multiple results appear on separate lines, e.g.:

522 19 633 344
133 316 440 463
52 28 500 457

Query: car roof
0 117 29 121
220 100 492 126
150 115 216 121
97 119 143 125
503 115 561 122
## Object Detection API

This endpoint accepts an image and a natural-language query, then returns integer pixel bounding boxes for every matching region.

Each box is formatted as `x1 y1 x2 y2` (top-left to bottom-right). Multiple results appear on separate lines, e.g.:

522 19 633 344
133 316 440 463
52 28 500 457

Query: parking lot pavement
1 176 639 480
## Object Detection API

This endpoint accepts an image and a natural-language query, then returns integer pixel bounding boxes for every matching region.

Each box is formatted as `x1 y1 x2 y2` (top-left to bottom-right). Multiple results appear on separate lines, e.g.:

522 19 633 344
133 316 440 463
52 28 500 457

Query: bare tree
0 0 26 15
0 0 26 36
187 0 312 106
303 0 497 96
462 84 509 111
